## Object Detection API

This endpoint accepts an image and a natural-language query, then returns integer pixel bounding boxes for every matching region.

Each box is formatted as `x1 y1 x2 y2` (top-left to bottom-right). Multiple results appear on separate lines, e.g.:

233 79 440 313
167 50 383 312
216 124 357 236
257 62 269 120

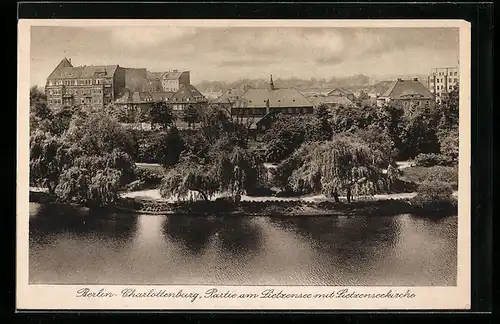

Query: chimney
68 58 71 64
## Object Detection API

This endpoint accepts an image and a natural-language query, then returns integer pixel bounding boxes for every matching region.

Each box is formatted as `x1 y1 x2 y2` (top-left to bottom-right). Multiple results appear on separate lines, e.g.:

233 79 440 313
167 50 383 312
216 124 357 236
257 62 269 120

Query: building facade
45 58 125 109
376 78 435 109
160 70 190 92
427 67 459 103
168 84 208 118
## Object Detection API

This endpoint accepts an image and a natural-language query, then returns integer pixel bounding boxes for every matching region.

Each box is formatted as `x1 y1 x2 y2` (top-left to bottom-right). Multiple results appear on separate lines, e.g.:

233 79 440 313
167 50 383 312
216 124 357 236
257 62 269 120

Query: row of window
435 77 459 84
47 78 109 86
435 85 455 91
49 88 103 96
47 98 102 105
232 107 313 115
436 71 458 76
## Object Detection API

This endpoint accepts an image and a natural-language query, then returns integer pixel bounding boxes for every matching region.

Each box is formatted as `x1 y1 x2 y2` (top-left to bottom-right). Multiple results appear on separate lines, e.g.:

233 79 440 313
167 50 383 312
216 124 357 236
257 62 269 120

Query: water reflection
29 203 138 246
163 215 263 258
29 202 457 286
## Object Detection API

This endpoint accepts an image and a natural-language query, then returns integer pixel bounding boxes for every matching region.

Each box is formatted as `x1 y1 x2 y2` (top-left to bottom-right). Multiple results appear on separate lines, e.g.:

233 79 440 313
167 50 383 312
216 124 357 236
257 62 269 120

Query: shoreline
29 189 458 218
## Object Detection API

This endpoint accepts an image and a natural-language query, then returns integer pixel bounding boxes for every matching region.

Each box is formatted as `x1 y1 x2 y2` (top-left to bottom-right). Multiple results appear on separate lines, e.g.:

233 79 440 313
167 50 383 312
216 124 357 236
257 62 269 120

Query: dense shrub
411 180 457 213
413 153 454 167
135 168 163 187
402 166 458 190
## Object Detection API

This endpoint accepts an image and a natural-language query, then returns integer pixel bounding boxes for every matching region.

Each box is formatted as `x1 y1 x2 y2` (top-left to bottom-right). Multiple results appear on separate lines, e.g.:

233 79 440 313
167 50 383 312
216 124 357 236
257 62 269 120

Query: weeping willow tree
276 135 399 203
160 138 265 202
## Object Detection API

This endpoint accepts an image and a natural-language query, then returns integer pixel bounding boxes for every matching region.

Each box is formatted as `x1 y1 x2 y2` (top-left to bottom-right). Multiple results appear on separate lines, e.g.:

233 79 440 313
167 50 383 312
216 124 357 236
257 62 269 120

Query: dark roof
380 79 433 100
147 71 164 80
327 88 354 96
233 88 313 109
47 58 119 80
150 92 175 101
214 88 247 104
168 84 207 103
370 81 393 95
163 71 185 80
115 89 153 104
312 95 355 107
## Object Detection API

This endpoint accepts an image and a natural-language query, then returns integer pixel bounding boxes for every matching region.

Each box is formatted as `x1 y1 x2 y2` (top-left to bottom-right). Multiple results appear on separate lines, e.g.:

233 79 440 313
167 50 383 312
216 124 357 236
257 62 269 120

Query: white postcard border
17 19 471 310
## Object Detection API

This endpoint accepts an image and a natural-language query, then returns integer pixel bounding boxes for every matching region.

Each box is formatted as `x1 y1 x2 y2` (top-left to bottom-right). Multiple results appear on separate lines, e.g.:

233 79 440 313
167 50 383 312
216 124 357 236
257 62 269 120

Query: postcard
17 19 471 310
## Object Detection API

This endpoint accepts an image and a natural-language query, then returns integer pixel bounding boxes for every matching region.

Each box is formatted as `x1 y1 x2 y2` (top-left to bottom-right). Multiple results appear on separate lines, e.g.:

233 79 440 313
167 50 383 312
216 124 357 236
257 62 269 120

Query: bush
413 153 454 167
402 166 458 190
135 168 163 187
411 180 457 213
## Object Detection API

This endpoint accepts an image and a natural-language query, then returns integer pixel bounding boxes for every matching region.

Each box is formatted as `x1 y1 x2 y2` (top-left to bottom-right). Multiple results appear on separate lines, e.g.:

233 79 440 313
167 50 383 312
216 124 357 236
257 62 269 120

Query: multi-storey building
159 70 190 92
45 58 126 109
45 58 191 109
427 67 459 103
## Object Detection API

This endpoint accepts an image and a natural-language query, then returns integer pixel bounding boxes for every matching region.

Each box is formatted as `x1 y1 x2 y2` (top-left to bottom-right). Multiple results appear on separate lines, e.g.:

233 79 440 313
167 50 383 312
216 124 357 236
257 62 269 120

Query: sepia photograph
17 19 471 310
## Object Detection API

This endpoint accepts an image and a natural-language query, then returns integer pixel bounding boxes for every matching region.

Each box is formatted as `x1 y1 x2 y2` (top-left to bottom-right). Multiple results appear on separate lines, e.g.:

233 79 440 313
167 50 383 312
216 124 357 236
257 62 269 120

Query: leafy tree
275 135 397 203
183 104 200 129
262 114 329 162
156 128 185 167
438 83 459 131
439 128 459 162
150 101 176 129
30 86 51 119
329 103 380 134
160 134 264 202
66 109 136 157
356 90 370 103
314 103 333 140
29 131 70 194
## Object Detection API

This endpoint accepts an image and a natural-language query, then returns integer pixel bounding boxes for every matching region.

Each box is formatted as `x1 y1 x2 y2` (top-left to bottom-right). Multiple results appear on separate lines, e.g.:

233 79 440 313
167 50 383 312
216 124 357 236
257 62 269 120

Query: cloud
110 27 197 48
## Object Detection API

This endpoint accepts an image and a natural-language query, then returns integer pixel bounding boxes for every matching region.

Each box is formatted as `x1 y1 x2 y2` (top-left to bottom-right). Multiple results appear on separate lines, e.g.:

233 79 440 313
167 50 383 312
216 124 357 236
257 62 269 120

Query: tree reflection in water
163 215 263 259
162 215 220 255
269 216 401 283
29 203 139 248
215 216 263 259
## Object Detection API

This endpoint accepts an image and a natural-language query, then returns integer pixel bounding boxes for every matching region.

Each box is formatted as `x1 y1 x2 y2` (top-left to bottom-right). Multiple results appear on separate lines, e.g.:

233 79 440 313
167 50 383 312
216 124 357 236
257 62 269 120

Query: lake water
29 202 457 286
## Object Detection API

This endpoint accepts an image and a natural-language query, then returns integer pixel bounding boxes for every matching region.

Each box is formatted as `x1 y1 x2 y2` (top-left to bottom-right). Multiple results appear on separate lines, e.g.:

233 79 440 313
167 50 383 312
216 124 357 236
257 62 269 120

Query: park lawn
401 165 458 190
135 162 166 176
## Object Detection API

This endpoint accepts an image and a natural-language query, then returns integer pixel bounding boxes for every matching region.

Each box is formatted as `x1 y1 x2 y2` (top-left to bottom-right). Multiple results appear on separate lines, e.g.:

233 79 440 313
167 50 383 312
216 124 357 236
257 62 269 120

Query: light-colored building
160 70 190 92
427 67 459 103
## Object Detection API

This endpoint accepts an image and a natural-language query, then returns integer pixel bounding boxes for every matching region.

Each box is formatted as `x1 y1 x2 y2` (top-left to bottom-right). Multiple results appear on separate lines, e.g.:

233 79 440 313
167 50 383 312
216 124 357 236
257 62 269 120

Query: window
48 81 53 86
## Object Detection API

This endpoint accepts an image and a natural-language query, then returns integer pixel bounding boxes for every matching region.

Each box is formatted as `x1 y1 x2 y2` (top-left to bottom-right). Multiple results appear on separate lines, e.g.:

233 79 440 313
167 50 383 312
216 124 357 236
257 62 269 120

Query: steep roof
163 71 185 80
47 59 119 80
380 79 433 100
150 92 175 101
312 95 355 107
168 84 207 103
327 88 353 96
233 88 313 109
146 71 165 80
214 88 247 104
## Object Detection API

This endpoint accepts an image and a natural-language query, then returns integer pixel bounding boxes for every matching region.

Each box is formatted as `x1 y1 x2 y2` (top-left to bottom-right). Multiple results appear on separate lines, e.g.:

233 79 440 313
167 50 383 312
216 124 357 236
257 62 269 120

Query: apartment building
45 58 125 109
427 67 459 103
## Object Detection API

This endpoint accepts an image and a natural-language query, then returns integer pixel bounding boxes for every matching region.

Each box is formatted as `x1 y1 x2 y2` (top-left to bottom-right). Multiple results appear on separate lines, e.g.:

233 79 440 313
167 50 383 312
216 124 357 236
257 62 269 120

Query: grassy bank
30 190 457 218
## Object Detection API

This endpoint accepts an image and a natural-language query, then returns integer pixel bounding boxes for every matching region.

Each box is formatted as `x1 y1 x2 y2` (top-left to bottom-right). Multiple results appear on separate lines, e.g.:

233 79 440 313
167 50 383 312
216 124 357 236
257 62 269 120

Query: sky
30 26 460 87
